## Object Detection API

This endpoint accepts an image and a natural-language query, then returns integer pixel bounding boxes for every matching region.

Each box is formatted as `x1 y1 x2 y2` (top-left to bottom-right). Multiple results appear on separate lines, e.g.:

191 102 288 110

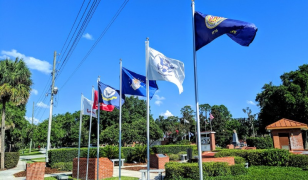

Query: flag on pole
82 95 97 118
122 67 158 99
194 11 257 51
210 113 214 121
184 119 190 124
93 90 115 112
148 47 185 94
98 81 124 109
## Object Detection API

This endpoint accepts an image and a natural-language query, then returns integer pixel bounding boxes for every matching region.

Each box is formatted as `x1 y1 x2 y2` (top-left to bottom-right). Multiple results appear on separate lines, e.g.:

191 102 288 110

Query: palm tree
0 58 32 169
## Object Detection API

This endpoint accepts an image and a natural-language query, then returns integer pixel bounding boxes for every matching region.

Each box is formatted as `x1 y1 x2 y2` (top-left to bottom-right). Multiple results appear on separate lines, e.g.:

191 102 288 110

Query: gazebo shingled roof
265 118 308 130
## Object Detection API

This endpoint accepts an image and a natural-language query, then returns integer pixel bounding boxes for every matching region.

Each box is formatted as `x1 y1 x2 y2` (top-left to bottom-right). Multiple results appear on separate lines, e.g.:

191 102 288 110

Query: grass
208 166 308 180
19 149 42 156
22 157 46 163
44 176 138 180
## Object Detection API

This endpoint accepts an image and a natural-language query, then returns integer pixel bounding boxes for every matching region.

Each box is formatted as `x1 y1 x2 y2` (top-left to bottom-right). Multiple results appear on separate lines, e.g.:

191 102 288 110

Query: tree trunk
1 101 6 169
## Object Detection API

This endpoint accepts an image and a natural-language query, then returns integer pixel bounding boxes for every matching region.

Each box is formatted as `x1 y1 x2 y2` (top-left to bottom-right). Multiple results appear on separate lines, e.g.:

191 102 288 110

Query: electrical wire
60 0 130 90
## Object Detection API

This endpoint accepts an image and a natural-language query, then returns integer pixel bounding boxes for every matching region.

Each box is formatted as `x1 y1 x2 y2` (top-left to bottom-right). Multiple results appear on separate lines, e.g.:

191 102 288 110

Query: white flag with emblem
82 95 97 118
148 47 185 94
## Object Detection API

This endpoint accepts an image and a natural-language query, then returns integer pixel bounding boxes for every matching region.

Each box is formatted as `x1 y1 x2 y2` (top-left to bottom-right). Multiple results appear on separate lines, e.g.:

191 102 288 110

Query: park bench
139 169 164 180
110 159 125 167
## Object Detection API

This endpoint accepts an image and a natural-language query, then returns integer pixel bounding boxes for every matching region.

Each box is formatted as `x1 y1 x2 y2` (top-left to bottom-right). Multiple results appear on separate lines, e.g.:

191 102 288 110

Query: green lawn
208 166 308 180
22 157 46 163
44 176 138 180
20 149 42 156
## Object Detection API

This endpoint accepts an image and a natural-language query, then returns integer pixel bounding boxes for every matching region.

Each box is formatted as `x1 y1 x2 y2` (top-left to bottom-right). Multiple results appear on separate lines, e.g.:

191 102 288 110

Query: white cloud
31 89 38 95
37 101 49 108
247 100 256 105
0 55 8 59
160 110 173 118
82 33 93 40
1 49 52 74
154 94 165 106
24 116 40 124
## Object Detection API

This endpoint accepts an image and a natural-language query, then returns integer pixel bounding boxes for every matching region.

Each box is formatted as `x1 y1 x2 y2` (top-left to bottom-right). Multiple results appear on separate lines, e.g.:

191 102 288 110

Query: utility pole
29 102 34 153
46 51 57 162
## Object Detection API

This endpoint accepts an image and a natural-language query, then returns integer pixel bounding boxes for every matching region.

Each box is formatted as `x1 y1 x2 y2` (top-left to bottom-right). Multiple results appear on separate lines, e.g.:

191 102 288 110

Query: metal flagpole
191 1 203 179
145 37 150 180
97 76 101 180
77 93 83 180
119 59 123 180
86 86 94 180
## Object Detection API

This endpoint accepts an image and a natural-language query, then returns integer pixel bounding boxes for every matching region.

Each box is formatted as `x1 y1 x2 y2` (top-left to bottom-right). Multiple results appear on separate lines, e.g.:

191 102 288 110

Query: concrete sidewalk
113 165 165 180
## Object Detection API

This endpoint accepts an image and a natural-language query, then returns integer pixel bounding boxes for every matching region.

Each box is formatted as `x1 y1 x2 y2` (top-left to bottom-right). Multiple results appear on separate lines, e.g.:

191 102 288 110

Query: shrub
122 147 135 162
215 149 291 166
230 164 248 175
234 156 246 165
152 145 197 154
288 154 308 168
246 136 273 149
0 152 19 169
165 162 246 180
131 144 147 163
102 145 122 159
50 162 73 171
168 154 180 161
175 140 191 145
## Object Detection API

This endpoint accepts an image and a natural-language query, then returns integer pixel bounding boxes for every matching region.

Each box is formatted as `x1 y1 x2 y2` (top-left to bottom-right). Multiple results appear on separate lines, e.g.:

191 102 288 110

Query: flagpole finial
146 37 149 41
120 58 122 62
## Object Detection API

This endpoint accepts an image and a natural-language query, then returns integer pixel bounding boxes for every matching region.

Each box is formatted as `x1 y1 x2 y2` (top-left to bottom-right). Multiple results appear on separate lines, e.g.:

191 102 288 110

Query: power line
60 0 130 90
56 0 101 80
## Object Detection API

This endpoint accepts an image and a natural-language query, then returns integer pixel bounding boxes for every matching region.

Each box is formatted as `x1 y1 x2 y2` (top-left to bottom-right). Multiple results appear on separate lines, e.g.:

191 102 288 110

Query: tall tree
0 58 32 169
242 107 257 137
199 104 211 131
180 105 195 138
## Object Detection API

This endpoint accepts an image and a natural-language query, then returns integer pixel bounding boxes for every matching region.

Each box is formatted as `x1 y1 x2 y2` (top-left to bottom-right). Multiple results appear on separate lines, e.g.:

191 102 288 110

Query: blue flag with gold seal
195 11 257 51
98 81 124 109
122 67 158 99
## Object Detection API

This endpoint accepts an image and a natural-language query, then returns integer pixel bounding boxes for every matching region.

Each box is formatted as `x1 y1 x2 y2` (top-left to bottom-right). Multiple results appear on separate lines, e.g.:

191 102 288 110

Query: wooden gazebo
266 118 308 150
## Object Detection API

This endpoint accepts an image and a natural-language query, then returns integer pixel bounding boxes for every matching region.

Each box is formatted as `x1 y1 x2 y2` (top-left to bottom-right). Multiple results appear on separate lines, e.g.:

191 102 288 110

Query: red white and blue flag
209 113 214 121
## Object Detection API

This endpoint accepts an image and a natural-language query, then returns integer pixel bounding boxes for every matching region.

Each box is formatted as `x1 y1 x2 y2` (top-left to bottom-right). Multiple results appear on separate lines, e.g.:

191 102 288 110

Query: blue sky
1 0 308 124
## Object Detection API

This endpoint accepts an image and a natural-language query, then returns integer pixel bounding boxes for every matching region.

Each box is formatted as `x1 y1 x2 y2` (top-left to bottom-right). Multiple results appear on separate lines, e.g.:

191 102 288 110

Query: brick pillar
210 132 216 151
26 162 45 180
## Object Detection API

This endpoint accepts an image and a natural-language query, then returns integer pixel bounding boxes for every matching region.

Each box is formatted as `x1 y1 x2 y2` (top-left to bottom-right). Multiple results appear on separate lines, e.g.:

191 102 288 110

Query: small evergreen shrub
165 162 246 180
288 154 308 168
152 145 197 154
168 154 180 161
234 156 246 165
0 152 19 169
50 162 73 171
246 136 273 149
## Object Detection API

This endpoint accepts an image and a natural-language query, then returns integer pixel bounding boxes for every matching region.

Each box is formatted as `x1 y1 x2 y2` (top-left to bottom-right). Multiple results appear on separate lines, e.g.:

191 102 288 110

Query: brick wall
271 129 304 150
202 157 235 165
72 157 113 180
150 154 169 169
226 144 234 149
26 162 45 180
210 133 216 151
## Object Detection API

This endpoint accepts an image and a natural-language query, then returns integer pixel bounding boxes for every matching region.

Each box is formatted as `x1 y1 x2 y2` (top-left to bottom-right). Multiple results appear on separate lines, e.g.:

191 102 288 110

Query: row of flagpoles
73 1 257 179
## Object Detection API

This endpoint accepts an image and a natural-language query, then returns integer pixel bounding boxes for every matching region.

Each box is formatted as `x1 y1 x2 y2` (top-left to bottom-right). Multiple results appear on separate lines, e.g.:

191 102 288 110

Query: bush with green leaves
246 136 273 149
165 162 246 179
131 144 147 163
50 162 73 171
152 145 197 154
175 140 191 145
234 156 246 165
168 154 180 161
215 149 291 166
0 152 19 169
288 154 308 168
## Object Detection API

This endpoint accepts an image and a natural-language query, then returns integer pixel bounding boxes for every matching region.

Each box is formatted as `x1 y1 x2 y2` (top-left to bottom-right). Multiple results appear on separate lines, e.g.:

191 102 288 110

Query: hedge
152 145 197 154
215 149 294 166
246 137 273 149
234 156 246 165
0 152 19 169
50 162 73 171
288 154 308 168
165 162 247 179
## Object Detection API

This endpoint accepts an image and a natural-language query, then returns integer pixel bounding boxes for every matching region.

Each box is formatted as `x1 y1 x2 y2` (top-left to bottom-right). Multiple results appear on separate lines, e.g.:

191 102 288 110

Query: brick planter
150 154 169 169
26 162 45 180
73 157 113 180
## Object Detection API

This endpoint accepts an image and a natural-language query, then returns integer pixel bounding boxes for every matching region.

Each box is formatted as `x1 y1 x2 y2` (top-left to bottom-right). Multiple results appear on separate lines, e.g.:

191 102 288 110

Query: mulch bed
14 167 65 177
